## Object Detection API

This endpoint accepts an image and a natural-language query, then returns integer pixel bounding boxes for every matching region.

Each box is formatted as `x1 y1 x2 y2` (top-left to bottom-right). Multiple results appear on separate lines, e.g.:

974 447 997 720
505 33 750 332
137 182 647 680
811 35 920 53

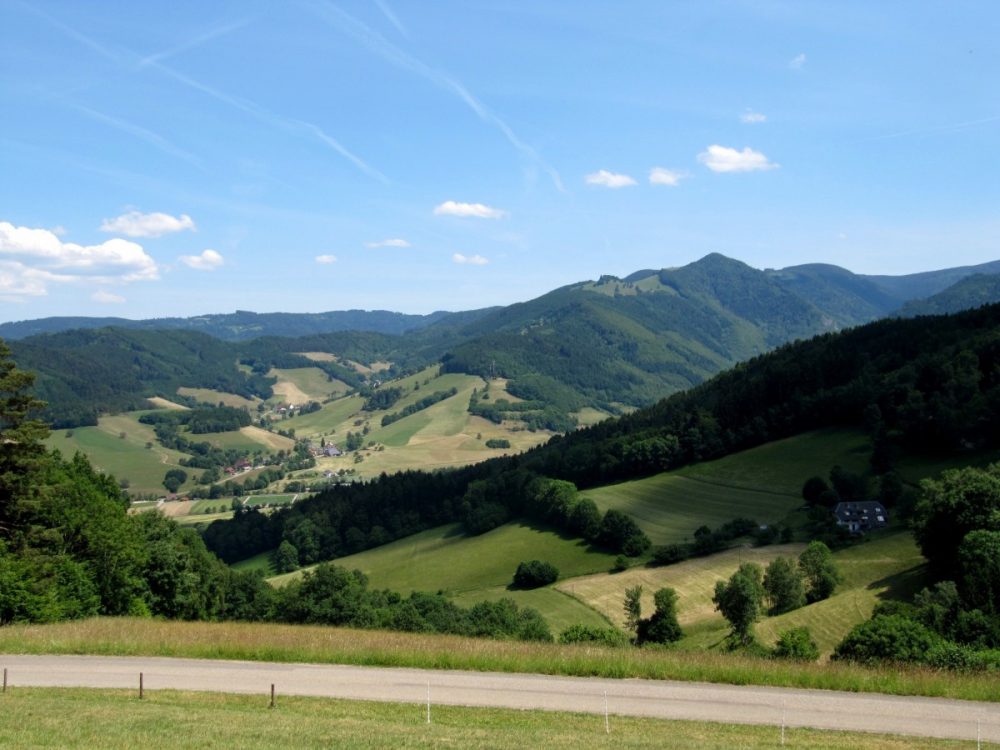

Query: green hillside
271 522 615 633
898 272 1000 317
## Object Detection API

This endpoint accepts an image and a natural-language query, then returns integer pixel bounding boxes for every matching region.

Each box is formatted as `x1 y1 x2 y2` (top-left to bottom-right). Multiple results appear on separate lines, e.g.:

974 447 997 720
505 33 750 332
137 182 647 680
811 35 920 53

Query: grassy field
44 412 190 495
271 522 616 633
278 368 554 480
1 618 995 702
558 532 926 657
268 367 350 404
176 387 258 409
581 429 870 546
0 688 979 750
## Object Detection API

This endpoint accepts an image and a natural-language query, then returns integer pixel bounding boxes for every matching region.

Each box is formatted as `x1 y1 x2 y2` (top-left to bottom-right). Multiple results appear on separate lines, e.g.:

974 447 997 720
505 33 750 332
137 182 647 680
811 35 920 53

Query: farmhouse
323 445 342 457
833 501 888 534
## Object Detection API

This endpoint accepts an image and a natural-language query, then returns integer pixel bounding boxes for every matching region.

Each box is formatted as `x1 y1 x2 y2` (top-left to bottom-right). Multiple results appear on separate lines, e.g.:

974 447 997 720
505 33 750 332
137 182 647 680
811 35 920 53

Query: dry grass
146 397 189 411
0 688 978 750
0 618 995 703
176 387 259 410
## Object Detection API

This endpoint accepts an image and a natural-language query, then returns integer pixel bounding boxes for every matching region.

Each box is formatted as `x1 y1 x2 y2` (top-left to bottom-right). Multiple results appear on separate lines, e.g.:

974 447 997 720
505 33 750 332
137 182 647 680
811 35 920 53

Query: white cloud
452 253 488 265
740 110 767 124
366 238 411 248
0 221 159 291
649 168 685 187
100 210 196 238
92 289 126 304
179 249 224 271
698 145 778 173
315 254 337 264
434 201 507 219
585 170 637 189
790 53 806 69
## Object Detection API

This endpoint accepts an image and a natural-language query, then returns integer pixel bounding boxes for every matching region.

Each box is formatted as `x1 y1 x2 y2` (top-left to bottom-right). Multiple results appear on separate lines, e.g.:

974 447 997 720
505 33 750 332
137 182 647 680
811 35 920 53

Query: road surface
0 654 996 742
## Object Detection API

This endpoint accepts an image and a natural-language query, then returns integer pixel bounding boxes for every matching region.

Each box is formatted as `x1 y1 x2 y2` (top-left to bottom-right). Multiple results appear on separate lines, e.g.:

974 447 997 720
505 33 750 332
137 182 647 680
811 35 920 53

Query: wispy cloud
453 253 488 265
698 145 778 173
71 103 203 169
373 0 407 37
150 62 389 183
649 167 685 187
585 170 637 189
434 201 507 219
740 110 767 124
306 1 563 190
100 210 196 238
138 17 253 67
315 254 337 264
789 53 806 69
16 1 122 63
866 114 1000 142
180 249 224 270
366 238 410 248
92 289 126 304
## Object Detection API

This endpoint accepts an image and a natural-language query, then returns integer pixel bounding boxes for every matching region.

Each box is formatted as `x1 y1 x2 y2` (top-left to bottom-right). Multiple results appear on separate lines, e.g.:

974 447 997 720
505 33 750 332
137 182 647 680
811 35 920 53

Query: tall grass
0 618 995 702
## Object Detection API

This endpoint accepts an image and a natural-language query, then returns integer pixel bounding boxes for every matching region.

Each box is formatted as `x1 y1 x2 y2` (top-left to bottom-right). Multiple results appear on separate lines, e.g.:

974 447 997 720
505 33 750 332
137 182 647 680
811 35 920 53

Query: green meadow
0 688 977 750
271 522 616 632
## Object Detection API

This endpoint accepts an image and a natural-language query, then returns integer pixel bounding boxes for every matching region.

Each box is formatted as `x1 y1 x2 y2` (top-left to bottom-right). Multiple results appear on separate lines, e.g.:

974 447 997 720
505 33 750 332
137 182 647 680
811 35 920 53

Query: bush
512 560 559 588
833 615 941 664
611 555 629 573
773 626 819 661
651 544 686 566
485 438 511 449
924 642 1000 672
558 624 629 647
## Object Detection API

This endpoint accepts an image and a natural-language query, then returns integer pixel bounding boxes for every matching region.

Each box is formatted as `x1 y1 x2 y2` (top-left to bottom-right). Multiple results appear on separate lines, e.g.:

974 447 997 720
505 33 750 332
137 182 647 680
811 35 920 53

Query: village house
833 501 888 534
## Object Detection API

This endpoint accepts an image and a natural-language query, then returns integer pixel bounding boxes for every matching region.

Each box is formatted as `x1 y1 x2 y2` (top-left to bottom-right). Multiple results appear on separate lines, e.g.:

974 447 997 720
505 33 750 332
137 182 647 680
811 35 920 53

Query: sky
1 1 998 321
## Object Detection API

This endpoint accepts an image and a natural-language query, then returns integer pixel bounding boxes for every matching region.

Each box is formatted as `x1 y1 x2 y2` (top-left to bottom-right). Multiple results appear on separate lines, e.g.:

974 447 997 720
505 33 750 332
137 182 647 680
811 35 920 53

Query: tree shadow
867 562 929 603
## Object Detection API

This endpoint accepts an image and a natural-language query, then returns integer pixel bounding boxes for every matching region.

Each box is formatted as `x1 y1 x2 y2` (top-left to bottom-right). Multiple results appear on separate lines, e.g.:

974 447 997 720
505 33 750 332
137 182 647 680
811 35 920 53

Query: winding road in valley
1 654 997 743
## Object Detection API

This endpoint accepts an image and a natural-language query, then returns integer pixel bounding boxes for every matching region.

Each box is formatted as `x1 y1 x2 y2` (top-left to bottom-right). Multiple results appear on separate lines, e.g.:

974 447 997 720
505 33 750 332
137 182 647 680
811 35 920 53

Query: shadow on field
868 562 928 603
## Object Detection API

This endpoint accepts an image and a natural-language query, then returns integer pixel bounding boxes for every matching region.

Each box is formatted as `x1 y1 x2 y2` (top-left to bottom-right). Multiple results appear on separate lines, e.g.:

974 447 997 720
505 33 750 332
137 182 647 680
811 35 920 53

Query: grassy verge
0 618 995 703
0 688 976 750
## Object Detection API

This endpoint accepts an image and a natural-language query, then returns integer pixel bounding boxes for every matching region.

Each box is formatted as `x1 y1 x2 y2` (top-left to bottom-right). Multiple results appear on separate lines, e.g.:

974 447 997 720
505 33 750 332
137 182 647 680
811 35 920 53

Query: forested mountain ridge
898 273 1000 318
0 308 494 342
9 253 1000 429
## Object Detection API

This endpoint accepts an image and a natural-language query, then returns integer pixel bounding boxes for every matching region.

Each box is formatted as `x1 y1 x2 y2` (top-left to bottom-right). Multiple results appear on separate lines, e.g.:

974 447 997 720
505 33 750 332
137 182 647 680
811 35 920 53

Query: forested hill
10 253 1000 428
204 301 1000 566
898 273 1000 318
0 308 489 342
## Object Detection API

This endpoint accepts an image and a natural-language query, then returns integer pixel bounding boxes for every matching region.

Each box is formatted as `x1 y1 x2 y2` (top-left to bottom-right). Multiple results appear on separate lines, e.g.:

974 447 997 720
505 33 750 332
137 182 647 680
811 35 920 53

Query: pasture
44 412 190 494
0 688 975 750
176 387 258 409
271 522 616 632
558 532 925 657
268 367 349 404
581 429 870 545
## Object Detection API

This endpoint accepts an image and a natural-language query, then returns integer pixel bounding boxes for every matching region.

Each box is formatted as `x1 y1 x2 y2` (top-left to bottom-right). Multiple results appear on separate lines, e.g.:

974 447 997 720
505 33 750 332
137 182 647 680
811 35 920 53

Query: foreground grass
0 688 977 750
1 618 996 703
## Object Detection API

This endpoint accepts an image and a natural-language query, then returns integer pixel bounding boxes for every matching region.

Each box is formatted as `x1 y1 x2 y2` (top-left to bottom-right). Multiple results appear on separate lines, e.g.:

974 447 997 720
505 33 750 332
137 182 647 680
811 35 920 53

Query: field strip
1 655 996 742
674 474 799 497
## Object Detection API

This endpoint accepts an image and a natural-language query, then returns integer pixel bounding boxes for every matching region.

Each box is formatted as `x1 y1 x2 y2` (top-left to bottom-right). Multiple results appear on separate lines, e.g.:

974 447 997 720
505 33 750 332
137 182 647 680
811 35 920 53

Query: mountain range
8 253 1000 427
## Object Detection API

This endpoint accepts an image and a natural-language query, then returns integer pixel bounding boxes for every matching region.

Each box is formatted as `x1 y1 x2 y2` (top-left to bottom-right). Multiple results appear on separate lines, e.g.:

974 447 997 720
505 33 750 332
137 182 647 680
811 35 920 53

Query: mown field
278 367 554 479
271 522 616 633
44 412 190 495
267 366 350 404
581 429 870 545
0 688 978 750
559 532 925 657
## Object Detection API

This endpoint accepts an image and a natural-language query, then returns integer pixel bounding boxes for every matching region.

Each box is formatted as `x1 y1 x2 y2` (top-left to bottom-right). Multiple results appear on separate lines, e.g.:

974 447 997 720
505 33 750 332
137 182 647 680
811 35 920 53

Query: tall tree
798 541 841 603
713 563 764 646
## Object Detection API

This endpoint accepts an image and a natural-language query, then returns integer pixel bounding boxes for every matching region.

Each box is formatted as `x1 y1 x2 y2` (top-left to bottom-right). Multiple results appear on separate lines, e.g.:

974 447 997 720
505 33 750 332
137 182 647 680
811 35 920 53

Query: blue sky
1 1 997 321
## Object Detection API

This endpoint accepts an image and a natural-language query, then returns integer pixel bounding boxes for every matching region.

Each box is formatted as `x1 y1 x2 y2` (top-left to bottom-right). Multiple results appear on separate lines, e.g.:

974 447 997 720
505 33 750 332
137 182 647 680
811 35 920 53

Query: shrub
558 624 629 648
485 438 511 449
833 615 941 664
651 544 686 566
611 555 629 573
773 626 819 661
512 560 559 588
925 642 1000 672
